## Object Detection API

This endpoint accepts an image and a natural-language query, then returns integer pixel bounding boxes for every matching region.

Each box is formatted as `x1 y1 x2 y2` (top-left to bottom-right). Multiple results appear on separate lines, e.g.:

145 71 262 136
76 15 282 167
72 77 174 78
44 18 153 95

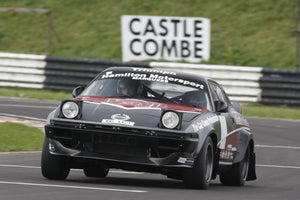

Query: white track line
255 144 300 150
0 104 56 109
0 151 41 155
0 181 147 193
0 113 46 122
257 164 300 170
0 164 40 169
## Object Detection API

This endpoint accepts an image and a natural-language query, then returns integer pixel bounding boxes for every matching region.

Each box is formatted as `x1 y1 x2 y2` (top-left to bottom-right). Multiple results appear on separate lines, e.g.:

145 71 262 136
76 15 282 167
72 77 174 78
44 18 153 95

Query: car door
208 81 236 149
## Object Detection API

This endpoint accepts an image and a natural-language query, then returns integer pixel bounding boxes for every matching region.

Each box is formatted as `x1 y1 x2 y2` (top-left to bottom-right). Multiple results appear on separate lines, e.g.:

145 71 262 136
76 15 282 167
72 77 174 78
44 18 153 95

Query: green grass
242 103 300 120
0 87 72 101
0 0 297 69
0 122 44 151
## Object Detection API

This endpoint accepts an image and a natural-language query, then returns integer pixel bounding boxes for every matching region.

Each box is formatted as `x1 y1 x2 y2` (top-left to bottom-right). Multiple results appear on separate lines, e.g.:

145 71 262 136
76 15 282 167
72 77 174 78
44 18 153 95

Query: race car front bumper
45 119 199 169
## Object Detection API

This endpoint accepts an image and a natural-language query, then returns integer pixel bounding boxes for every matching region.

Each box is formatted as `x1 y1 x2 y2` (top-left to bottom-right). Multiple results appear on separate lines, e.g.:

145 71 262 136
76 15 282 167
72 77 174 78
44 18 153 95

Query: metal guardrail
1 52 300 105
150 62 300 105
0 52 148 90
149 62 263 103
260 69 300 105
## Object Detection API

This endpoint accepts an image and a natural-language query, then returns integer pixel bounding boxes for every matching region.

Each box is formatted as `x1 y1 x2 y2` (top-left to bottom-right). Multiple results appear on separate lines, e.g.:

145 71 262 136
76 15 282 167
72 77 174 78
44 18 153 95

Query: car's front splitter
45 121 199 169
48 138 195 169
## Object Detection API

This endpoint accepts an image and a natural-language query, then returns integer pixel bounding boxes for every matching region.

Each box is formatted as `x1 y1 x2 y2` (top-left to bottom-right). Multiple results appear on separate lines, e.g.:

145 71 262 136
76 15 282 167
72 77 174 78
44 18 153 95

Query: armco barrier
150 62 300 105
149 62 263 103
260 69 300 105
0 52 148 90
1 52 300 105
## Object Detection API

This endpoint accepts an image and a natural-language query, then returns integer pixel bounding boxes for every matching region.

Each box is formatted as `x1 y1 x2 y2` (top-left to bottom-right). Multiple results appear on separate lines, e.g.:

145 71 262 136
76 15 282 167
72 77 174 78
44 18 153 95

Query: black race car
41 67 256 189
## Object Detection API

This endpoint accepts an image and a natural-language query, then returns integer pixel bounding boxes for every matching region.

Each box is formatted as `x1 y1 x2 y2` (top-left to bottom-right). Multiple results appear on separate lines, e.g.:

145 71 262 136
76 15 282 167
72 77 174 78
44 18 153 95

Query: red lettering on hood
77 96 207 113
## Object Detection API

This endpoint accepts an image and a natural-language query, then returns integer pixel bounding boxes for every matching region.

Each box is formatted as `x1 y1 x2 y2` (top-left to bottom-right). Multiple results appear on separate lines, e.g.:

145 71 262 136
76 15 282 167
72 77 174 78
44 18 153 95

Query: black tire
41 138 70 180
219 145 250 186
84 167 109 178
183 136 214 189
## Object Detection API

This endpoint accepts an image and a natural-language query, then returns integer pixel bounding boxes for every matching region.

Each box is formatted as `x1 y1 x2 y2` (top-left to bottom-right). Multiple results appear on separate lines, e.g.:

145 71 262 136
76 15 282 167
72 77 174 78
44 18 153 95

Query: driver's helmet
117 79 142 97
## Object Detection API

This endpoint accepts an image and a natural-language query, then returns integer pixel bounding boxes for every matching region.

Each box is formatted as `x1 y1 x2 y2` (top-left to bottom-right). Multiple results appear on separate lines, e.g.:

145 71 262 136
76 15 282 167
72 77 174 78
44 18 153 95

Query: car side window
217 84 231 105
209 82 230 112
209 84 218 102
209 83 222 101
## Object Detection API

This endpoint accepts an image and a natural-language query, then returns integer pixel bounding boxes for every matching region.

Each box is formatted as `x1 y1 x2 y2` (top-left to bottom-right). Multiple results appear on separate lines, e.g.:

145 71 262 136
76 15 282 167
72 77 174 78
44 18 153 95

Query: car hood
75 96 208 130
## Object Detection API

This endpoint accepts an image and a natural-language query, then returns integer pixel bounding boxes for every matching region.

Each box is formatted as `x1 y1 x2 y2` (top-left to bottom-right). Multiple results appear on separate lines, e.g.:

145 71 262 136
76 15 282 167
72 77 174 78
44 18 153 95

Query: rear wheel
183 136 214 189
41 138 70 180
220 145 250 186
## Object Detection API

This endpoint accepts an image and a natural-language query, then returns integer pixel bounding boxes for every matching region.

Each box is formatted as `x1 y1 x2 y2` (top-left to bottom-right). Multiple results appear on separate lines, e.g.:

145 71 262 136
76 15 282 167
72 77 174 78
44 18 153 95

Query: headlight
161 111 180 129
61 101 80 119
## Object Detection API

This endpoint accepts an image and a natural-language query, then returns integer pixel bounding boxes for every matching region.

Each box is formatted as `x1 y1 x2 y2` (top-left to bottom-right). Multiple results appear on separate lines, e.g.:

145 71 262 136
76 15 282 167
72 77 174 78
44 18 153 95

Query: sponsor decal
101 70 204 89
220 144 237 160
234 117 249 126
177 157 194 165
218 127 250 164
111 114 131 121
101 114 135 126
106 98 162 108
133 68 177 75
79 96 206 112
177 157 187 164
191 115 219 132
218 130 240 163
231 113 249 126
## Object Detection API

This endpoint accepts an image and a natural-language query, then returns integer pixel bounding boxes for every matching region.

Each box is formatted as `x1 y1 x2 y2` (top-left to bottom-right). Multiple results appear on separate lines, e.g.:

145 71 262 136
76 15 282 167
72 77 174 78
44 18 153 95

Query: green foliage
0 122 44 151
0 0 297 69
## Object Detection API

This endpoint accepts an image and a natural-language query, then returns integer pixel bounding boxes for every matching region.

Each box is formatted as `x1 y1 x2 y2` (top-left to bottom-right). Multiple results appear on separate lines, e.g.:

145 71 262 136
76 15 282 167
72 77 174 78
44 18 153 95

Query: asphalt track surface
0 96 300 200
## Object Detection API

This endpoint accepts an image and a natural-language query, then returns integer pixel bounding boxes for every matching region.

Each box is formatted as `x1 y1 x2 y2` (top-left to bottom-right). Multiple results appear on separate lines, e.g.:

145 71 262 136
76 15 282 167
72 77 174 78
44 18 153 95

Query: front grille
46 120 197 158
93 143 147 157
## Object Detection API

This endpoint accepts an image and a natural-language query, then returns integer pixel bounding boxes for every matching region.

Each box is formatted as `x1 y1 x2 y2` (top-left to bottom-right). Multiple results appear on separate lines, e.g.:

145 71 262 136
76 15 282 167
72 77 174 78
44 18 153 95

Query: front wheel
219 145 250 186
41 138 70 180
183 136 214 189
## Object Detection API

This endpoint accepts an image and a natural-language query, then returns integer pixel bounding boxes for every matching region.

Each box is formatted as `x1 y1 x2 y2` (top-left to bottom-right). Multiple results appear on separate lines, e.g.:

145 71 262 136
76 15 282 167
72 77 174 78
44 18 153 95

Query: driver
117 79 142 97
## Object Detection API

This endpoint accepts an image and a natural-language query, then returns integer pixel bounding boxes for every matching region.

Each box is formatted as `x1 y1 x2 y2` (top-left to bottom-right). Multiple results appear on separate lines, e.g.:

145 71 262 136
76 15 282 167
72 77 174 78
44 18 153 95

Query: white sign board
121 15 210 63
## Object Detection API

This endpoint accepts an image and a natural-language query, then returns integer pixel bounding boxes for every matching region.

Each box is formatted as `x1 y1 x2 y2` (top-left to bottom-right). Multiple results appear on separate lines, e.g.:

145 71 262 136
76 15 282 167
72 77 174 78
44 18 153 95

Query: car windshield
81 72 212 110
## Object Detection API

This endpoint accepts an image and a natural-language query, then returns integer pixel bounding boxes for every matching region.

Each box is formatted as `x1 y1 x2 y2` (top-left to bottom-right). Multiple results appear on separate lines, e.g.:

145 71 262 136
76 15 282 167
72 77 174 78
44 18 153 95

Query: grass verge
242 103 300 120
0 87 72 101
0 122 44 151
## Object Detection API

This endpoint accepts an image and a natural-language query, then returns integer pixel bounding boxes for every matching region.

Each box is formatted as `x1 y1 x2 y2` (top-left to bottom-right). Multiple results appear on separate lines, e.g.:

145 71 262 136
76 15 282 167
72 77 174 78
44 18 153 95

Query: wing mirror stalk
214 101 228 112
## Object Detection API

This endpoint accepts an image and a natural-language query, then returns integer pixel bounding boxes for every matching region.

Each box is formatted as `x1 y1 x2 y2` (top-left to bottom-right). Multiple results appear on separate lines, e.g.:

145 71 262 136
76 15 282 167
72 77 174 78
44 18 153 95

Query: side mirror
232 101 242 114
214 100 228 112
72 86 84 97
